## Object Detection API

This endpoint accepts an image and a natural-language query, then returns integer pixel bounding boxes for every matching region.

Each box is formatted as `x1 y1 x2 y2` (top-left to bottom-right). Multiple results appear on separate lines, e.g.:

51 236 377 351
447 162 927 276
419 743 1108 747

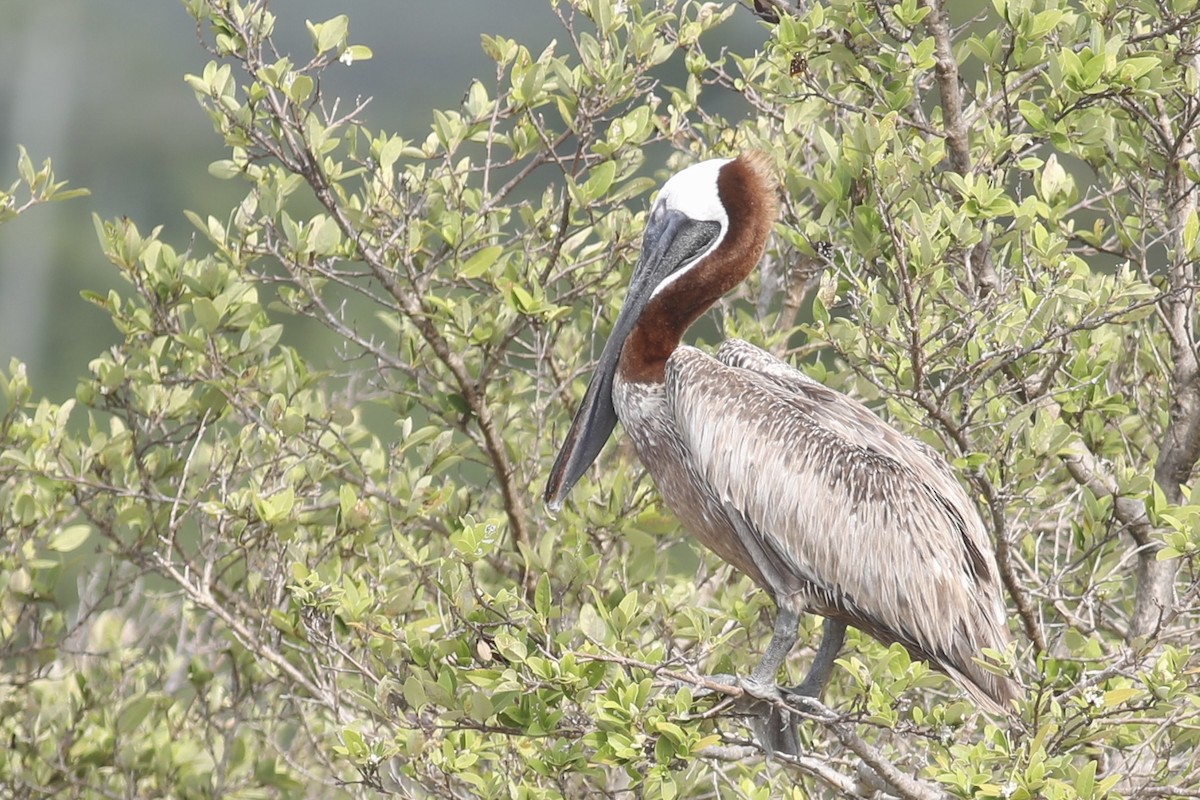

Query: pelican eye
664 219 722 270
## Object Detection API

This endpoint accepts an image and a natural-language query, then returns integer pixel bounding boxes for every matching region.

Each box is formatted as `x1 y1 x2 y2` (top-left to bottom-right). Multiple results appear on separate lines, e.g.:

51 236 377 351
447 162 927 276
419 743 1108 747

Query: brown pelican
544 153 1019 753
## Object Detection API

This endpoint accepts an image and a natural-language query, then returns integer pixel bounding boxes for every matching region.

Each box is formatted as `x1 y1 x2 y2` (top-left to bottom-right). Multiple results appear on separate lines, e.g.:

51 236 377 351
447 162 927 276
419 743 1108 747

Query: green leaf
1075 758 1097 798
1183 209 1198 257
377 135 406 172
269 609 297 636
287 74 314 104
534 572 551 620
1157 546 1183 561
307 14 349 55
1028 9 1064 38
511 284 537 314
1120 56 1160 82
194 297 220 334
1038 154 1070 202
268 487 295 520
584 161 616 201
340 727 366 757
48 187 90 203
16 145 34 186
1019 100 1046 130
339 484 357 518
117 696 155 733
49 525 92 553
208 159 241 180
340 45 373 65
1102 687 1139 707
403 675 428 709
309 215 341 255
461 245 503 279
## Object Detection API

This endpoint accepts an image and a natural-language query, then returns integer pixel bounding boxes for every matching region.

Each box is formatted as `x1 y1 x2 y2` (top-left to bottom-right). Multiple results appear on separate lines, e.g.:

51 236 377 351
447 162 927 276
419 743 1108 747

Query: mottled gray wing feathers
718 340 963 488
668 342 1018 711
718 339 996 587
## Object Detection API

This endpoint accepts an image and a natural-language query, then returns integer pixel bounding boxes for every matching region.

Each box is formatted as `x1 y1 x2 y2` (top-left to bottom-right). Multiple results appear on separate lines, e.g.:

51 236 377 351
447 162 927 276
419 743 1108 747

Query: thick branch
1137 70 1200 639
923 0 969 175
698 743 865 797
822 714 951 800
921 0 999 295
153 554 336 716
1061 430 1173 645
1060 441 1154 543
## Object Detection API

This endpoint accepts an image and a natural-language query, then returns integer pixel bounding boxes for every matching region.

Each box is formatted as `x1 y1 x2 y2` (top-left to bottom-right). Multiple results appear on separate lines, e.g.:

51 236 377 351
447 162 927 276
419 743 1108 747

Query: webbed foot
751 699 800 757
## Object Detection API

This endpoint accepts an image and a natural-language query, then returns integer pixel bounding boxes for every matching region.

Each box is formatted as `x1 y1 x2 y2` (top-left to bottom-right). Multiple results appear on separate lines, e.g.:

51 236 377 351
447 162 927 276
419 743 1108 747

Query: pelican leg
748 614 846 757
742 607 799 757
746 606 800 690
691 609 801 695
785 617 847 699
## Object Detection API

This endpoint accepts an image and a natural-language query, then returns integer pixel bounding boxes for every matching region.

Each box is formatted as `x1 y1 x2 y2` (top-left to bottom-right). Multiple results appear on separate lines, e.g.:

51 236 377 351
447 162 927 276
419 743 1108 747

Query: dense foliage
3 0 1200 796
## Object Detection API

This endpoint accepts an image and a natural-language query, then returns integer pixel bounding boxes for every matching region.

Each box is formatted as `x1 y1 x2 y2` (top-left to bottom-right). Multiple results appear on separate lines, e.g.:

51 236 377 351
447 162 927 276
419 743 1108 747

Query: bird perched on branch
545 152 1020 754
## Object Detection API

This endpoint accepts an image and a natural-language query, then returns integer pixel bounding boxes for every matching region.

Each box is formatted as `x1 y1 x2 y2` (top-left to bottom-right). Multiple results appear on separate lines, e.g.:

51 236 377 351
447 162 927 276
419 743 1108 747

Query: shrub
3 0 1199 796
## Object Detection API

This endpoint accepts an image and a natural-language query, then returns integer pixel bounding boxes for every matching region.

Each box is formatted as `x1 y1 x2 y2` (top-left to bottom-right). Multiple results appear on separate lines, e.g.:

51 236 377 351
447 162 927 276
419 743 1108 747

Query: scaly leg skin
742 606 800 701
785 617 847 699
692 609 801 702
748 615 847 757
742 606 799 756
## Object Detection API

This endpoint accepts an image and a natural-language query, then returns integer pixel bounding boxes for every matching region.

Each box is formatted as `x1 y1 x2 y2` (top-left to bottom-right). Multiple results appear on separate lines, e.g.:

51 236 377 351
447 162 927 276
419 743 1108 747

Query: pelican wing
716 340 967 491
666 341 1017 710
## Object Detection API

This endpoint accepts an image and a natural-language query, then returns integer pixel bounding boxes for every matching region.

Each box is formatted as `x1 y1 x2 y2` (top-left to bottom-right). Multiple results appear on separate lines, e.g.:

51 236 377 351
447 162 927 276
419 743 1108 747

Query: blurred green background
0 0 563 401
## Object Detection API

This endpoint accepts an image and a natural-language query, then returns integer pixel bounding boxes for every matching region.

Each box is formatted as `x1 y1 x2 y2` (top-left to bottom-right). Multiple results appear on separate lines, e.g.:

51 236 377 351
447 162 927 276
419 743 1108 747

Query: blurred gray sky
0 0 561 399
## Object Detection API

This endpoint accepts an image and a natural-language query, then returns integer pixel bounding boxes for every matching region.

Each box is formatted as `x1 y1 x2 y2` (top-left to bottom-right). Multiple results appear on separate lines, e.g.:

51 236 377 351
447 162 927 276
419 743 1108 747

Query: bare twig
578 651 952 800
152 553 337 715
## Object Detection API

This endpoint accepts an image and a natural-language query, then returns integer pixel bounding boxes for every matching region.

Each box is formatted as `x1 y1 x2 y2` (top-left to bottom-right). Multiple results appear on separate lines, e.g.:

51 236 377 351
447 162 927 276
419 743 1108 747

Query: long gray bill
543 209 721 511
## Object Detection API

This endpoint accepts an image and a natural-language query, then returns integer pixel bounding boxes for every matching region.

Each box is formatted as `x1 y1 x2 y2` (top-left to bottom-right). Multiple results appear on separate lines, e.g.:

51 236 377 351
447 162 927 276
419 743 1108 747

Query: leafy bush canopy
3 0 1200 797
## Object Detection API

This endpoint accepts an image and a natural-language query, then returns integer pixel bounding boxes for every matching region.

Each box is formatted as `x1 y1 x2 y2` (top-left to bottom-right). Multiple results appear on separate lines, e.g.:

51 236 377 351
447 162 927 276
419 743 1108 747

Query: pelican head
545 153 779 511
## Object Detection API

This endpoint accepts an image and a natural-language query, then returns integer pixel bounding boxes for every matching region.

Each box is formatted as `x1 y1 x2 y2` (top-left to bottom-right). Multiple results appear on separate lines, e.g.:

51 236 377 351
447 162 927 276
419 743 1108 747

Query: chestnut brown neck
619 154 779 384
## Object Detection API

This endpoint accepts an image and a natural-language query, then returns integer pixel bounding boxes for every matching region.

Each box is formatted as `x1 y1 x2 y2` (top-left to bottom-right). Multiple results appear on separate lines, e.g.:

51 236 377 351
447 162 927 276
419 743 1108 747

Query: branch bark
921 0 999 296
212 12 537 591
1135 71 1200 641
579 651 951 800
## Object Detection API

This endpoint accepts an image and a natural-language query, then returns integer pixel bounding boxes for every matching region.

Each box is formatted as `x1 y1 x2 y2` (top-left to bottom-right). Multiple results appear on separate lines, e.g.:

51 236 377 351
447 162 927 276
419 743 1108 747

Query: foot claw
779 683 819 708
739 676 782 703
686 673 738 700
685 674 804 756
